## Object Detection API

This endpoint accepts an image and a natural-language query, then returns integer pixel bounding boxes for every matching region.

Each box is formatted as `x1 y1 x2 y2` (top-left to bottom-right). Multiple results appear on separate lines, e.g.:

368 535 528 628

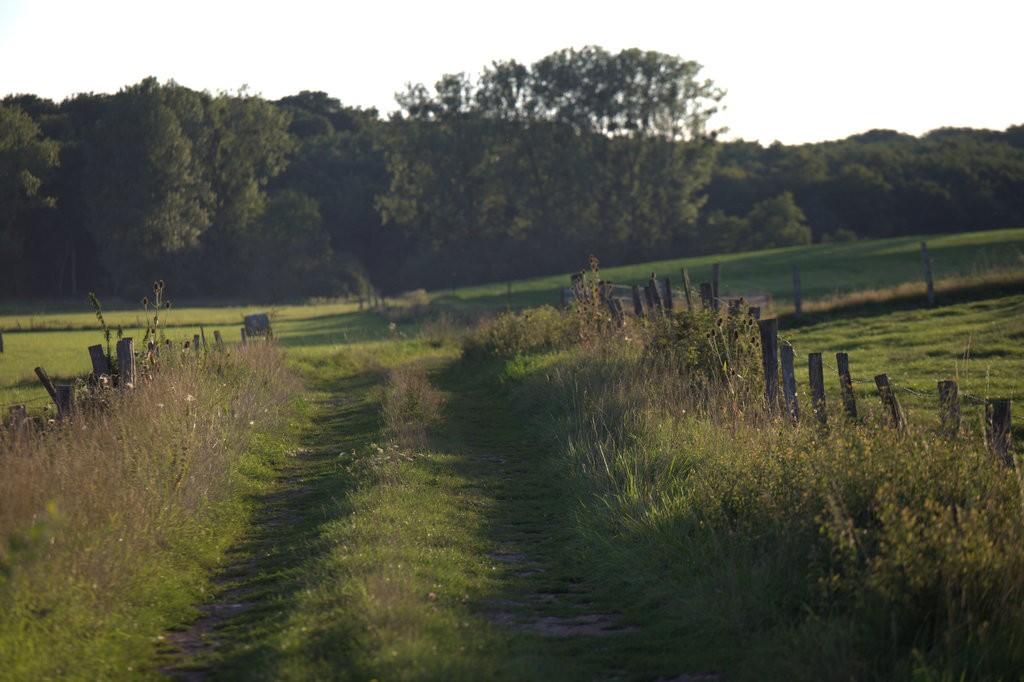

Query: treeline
2 45 1023 299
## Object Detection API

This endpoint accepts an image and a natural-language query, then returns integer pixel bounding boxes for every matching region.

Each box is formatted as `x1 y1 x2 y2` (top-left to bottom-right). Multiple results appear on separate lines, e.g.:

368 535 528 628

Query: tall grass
381 364 445 450
0 343 299 678
478 300 1024 678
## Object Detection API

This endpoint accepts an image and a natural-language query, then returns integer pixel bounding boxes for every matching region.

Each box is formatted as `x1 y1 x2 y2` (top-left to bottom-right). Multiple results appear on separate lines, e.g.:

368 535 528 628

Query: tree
81 79 213 293
0 104 59 294
745 192 812 248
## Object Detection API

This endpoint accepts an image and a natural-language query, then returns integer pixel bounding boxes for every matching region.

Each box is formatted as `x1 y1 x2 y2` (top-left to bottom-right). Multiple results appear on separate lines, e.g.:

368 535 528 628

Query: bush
463 305 577 359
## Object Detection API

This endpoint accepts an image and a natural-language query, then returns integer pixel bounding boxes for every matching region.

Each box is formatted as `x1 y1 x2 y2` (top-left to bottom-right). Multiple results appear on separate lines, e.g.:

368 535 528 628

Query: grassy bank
0 344 301 679
466 298 1024 679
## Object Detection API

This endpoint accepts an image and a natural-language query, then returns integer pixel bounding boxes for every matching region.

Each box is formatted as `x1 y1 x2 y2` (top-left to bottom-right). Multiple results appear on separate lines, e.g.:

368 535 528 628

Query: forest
2 45 1023 300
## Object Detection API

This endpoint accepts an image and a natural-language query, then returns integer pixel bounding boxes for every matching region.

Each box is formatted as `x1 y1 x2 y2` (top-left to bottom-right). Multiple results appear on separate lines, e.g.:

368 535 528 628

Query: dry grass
797 266 1024 315
380 364 445 449
0 342 298 674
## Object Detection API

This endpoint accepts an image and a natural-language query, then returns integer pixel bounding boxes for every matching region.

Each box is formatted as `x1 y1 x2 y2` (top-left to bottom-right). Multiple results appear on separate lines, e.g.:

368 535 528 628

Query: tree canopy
1 46 1022 300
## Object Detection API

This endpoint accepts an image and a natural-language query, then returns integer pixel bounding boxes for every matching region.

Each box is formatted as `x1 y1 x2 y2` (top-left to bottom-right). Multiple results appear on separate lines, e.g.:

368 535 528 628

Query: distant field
787 293 1023 422
447 227 1024 309
1 227 1022 412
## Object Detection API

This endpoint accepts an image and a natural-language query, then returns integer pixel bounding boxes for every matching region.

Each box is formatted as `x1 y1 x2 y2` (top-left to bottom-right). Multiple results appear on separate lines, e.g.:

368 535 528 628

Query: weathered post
240 327 248 345
0 330 4 353
663 276 674 312
711 263 721 311
88 344 110 378
193 334 201 353
681 267 693 311
213 330 224 349
699 282 714 310
631 284 646 317
792 265 803 318
780 342 800 423
88 346 110 376
55 383 75 419
34 366 58 406
874 374 906 430
985 399 1013 466
808 352 827 426
647 273 664 312
758 318 780 413
117 337 135 389
8 404 28 429
937 380 960 438
200 326 208 351
920 241 935 306
836 352 858 418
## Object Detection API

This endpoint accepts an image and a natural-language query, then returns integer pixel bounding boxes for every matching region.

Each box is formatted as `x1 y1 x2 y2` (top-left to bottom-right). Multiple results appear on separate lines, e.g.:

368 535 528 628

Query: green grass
447 226 1024 309
2 226 1021 411
784 294 1024 422
4 227 1023 679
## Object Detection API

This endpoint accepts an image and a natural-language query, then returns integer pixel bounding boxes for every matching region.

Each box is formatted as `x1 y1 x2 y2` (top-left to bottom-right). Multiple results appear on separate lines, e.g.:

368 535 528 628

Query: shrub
463 305 576 359
381 364 445 449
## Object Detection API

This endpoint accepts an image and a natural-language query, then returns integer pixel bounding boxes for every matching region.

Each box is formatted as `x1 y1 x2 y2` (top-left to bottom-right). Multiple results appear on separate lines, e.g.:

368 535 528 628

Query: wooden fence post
711 263 721 311
699 282 714 310
985 399 1013 466
808 352 827 426
921 241 935 306
681 267 693 311
193 334 201 353
34 366 58 406
0 330 4 353
937 380 959 438
117 338 135 389
780 342 799 423
758 318 780 413
200 326 208 351
88 344 110 377
792 265 802 318
7 404 28 432
836 352 858 418
631 284 645 317
874 374 906 430
647 273 664 312
240 327 248 345
663 276 674 312
213 330 224 349
55 383 75 419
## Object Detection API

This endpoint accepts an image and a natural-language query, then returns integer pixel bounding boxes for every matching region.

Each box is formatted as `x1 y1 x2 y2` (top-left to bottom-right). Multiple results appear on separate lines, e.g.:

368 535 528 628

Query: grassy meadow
1 226 1023 679
2 227 1022 412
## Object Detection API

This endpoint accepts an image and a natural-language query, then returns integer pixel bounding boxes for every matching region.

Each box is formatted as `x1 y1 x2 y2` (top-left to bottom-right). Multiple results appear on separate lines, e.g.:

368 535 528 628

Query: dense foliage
2 46 1023 299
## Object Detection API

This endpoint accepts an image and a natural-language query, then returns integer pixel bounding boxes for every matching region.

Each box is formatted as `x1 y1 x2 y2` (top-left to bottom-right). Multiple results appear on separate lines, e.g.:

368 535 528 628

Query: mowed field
1 226 1022 414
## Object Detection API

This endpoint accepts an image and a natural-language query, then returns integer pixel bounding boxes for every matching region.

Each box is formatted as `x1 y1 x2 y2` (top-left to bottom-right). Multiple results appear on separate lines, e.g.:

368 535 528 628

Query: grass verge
0 344 301 679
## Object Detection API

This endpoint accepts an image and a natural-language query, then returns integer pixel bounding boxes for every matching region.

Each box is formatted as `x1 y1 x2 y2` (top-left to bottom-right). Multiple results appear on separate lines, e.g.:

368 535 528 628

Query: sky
1 0 1021 144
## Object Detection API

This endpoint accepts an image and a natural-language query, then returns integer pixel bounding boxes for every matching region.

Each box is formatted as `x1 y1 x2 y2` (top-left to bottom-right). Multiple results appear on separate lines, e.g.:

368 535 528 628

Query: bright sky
1 0 1021 144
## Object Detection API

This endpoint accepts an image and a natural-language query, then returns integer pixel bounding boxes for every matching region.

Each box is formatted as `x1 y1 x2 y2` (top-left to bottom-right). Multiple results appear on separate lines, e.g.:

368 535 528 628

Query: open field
2 227 1024 679
3 227 1021 412
448 226 1024 309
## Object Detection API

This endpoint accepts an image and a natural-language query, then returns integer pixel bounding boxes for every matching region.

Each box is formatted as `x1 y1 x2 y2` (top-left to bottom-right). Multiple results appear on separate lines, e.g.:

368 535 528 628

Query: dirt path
160 461 319 679
159 358 720 680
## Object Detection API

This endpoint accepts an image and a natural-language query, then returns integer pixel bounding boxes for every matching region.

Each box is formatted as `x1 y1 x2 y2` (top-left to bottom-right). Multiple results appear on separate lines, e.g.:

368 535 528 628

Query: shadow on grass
168 369 382 679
